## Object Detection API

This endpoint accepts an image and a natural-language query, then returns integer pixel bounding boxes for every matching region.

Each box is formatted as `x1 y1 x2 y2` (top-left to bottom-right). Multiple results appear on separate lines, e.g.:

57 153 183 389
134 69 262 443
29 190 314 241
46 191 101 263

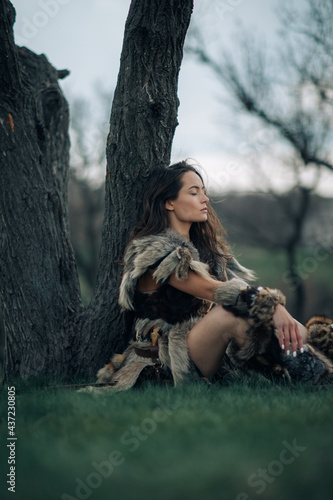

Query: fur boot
281 344 333 384
226 313 289 382
215 285 288 379
225 290 333 384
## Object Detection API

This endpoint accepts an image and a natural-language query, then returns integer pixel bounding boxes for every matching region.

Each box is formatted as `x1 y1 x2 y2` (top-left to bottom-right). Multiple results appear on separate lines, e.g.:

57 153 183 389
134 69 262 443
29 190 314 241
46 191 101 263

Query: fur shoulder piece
227 256 256 282
119 229 212 310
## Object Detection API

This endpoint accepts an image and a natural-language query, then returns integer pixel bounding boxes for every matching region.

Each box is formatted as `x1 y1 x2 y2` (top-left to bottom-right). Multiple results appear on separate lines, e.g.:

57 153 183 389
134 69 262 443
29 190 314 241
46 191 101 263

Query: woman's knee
207 305 249 344
212 304 236 323
213 305 248 332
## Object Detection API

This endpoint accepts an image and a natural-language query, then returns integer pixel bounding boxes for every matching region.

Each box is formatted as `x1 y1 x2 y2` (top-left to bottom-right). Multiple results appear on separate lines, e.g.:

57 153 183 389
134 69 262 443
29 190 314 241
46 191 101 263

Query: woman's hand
273 304 304 356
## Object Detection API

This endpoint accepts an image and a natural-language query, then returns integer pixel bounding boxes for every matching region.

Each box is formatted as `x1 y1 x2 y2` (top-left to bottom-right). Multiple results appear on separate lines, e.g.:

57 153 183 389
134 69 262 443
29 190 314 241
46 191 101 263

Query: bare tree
186 0 333 319
0 0 193 380
68 89 113 302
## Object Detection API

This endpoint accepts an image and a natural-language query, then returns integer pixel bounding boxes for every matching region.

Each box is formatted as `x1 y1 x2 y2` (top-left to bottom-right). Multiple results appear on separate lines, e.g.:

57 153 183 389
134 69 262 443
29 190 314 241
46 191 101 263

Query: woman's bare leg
187 306 309 377
187 305 249 378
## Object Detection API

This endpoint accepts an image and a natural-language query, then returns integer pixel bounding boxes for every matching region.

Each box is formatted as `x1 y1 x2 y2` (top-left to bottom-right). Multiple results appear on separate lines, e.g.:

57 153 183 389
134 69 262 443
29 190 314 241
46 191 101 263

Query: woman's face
165 171 209 224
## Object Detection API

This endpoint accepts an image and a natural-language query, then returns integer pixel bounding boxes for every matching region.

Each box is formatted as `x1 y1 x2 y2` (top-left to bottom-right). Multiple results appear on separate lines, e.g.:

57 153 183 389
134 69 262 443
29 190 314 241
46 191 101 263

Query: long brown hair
127 160 231 264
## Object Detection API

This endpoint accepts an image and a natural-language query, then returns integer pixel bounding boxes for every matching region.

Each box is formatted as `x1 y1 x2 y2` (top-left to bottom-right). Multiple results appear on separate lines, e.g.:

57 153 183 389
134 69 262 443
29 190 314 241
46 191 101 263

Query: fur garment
96 317 201 392
226 309 333 384
223 288 333 384
216 285 286 319
213 278 249 308
96 228 256 392
94 229 333 391
119 228 254 311
224 286 289 380
306 315 333 362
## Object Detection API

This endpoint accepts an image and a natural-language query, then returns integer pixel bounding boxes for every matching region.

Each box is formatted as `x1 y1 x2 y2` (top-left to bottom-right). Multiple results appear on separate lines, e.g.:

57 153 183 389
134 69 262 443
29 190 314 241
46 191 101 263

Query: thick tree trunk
0 0 193 380
0 0 82 379
76 0 193 377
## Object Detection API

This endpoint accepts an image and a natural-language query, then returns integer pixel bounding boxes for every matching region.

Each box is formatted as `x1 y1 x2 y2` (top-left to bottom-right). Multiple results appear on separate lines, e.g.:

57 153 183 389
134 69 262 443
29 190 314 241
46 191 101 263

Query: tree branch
189 43 333 172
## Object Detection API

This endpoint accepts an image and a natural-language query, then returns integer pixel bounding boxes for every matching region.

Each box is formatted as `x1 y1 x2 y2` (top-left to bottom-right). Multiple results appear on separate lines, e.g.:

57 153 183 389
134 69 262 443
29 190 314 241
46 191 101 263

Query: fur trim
222 286 286 320
213 279 248 307
119 229 205 311
96 363 116 383
248 287 286 322
226 320 289 381
153 246 211 284
224 287 288 382
227 257 256 282
167 317 200 385
96 351 129 384
306 343 333 374
95 315 202 392
305 315 333 329
96 344 154 392
214 284 285 319
134 316 201 387
119 228 253 311
226 312 333 384
306 315 333 362
134 317 171 341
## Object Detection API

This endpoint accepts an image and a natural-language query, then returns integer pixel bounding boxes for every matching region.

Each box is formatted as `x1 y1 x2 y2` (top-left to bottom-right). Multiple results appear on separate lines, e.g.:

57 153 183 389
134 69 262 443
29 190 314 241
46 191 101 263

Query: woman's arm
273 304 304 354
169 270 304 354
168 270 225 302
138 268 228 301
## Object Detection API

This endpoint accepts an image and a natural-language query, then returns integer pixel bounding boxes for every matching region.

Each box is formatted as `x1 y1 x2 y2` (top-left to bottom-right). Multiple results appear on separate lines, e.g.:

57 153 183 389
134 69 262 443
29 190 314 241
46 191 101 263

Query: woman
97 161 333 391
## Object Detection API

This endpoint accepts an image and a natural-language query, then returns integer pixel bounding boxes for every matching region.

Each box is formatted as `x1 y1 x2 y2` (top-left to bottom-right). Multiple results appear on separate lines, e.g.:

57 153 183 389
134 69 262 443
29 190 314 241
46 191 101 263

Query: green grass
1 376 333 500
234 245 333 286
1 246 332 500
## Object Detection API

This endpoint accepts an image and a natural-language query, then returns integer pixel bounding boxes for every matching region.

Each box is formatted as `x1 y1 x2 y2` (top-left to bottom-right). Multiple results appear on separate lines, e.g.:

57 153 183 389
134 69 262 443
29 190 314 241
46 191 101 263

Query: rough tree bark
0 0 82 379
75 0 193 377
0 0 193 380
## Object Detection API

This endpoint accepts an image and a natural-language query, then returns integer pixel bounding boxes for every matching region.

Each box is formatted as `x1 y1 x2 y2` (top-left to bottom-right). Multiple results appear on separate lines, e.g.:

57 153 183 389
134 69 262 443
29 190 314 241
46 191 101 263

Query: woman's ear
165 200 174 211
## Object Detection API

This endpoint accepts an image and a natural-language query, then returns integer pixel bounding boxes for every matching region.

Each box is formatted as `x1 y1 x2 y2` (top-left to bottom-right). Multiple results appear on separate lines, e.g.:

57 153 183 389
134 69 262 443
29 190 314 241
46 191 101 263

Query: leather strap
150 345 159 365
134 347 154 359
133 344 160 363
134 326 161 366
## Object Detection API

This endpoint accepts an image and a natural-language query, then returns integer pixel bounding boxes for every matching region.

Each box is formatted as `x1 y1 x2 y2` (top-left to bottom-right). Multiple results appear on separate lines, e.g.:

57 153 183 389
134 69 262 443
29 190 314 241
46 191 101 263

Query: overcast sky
10 0 333 196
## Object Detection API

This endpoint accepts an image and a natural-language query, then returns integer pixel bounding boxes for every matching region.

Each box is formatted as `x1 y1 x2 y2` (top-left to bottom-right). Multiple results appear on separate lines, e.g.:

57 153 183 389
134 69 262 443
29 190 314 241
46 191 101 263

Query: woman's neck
168 218 191 240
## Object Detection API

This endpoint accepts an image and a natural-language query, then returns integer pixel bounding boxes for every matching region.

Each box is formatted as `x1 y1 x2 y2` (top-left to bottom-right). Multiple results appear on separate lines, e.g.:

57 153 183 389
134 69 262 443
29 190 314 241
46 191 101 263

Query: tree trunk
75 0 193 378
0 0 193 380
0 0 82 380
286 245 306 321
285 187 312 321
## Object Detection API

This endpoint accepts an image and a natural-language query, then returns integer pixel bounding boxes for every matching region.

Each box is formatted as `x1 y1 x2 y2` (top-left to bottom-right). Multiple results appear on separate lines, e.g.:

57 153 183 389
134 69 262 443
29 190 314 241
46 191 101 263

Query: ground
1 375 333 500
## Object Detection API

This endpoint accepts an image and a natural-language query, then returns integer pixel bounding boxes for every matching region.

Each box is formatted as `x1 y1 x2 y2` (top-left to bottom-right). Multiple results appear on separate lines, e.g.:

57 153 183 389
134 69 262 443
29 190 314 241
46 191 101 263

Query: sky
10 0 333 196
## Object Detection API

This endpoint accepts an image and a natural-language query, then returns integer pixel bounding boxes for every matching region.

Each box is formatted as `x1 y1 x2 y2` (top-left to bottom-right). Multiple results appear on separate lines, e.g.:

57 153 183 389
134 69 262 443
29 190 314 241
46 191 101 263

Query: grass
1 375 333 500
234 245 333 287
1 245 332 499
